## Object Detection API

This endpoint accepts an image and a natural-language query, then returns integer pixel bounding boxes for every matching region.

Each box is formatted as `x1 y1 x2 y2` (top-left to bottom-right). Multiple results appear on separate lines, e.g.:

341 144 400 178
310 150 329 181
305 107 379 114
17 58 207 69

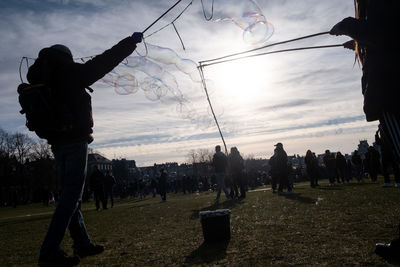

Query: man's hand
132 32 143 43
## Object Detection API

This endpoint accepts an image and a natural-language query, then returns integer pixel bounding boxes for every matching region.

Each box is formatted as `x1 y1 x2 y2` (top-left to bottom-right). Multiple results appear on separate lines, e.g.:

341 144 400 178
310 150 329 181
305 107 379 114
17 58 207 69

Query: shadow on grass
279 192 316 204
189 199 244 220
185 240 229 265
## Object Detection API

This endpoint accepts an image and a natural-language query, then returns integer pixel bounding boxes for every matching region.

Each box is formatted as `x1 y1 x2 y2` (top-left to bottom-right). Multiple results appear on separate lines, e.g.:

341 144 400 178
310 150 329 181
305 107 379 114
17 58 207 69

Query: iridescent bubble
114 73 139 95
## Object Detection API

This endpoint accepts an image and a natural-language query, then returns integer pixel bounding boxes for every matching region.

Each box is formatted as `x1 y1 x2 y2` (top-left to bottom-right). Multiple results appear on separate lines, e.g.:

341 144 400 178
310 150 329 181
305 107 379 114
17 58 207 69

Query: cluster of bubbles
202 0 274 45
96 0 273 125
96 43 220 127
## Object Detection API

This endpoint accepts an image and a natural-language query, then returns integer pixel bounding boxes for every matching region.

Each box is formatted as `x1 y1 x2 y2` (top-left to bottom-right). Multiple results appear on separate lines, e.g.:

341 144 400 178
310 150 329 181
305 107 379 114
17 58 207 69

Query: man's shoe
74 243 104 258
38 250 80 267
375 239 400 259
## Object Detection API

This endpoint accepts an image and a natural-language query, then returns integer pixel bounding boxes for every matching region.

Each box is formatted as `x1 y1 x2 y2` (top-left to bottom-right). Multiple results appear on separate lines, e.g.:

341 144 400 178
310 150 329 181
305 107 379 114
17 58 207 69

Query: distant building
88 153 112 174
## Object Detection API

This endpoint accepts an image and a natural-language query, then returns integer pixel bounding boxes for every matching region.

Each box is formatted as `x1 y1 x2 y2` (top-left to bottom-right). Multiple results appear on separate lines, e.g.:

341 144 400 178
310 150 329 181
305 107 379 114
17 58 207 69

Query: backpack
17 82 74 140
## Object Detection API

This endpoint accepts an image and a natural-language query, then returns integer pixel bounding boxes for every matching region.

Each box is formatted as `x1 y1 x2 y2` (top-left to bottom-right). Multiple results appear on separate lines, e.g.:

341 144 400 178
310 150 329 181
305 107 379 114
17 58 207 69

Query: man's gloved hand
132 32 143 43
330 17 356 36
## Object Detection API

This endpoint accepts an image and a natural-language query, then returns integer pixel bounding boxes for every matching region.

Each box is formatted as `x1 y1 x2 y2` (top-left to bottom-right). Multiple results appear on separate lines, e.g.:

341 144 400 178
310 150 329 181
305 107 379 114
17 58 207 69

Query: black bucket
199 209 231 243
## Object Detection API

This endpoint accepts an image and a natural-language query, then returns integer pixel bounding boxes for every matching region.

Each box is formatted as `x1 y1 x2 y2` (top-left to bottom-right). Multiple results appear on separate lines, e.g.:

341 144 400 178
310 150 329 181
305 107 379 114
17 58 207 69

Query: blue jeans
40 141 91 256
215 172 230 201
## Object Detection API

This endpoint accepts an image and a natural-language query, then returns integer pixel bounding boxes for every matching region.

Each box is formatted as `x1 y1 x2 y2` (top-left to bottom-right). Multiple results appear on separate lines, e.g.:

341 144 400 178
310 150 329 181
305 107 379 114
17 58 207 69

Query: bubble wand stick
142 0 183 34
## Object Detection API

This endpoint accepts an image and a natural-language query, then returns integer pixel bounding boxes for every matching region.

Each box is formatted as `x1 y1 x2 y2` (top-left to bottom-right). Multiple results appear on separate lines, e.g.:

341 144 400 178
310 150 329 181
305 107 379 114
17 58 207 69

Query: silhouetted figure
351 150 363 183
364 146 380 182
269 143 290 193
336 151 347 184
159 169 167 202
212 145 231 203
150 177 157 197
228 147 245 199
330 1 400 258
90 166 106 211
305 150 319 187
28 32 143 266
323 150 337 185
103 171 116 208
345 159 353 182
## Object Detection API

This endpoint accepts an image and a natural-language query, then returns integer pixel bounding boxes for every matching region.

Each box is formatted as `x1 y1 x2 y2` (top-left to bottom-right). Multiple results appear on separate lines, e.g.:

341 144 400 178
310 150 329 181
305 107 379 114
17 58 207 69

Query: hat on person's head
50 44 73 59
274 142 283 148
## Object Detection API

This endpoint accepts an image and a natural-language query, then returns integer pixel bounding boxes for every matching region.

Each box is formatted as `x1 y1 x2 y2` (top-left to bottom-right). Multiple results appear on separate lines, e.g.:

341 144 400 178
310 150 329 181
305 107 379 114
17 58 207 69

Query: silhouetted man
269 143 289 193
103 171 116 208
228 147 246 199
27 32 143 266
212 145 231 203
90 166 106 211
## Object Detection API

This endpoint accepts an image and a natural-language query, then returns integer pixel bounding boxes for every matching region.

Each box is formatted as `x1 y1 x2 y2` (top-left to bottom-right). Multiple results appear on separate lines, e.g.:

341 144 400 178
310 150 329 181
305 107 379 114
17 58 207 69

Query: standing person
25 32 143 266
323 150 337 185
336 152 347 184
212 145 231 204
158 169 167 202
269 143 290 193
90 166 106 211
228 147 246 199
330 0 400 258
345 158 353 182
364 146 380 182
103 171 116 208
305 150 319 187
150 177 157 197
351 150 363 183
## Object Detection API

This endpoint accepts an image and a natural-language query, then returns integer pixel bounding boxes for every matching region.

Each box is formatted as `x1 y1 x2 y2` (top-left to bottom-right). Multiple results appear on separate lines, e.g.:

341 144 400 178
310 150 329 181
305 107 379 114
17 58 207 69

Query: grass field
1 178 400 266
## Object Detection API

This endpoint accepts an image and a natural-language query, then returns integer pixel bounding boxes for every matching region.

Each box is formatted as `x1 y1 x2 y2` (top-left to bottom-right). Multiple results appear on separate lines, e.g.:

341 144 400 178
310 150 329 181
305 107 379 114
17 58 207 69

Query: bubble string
200 0 273 44
199 31 331 64
142 0 183 34
145 1 193 39
198 64 228 154
200 0 214 21
200 43 344 67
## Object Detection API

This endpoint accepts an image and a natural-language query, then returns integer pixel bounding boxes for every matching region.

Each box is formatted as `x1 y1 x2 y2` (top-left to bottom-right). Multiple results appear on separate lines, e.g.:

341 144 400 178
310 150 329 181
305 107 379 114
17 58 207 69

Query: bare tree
31 140 53 160
198 148 213 163
11 132 34 164
187 149 198 164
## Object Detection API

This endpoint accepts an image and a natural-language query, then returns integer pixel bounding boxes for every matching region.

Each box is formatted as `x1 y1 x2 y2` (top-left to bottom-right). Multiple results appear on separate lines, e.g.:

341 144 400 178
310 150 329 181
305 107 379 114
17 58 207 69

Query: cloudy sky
0 0 378 166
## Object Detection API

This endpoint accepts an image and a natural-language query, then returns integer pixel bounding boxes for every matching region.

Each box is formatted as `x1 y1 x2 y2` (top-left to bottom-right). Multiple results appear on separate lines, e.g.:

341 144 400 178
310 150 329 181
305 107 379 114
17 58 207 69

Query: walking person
103 171 116 208
305 150 319 187
330 0 400 258
336 152 347 184
90 166 106 211
364 146 380 182
351 150 363 183
212 145 231 204
269 143 290 193
25 32 143 266
228 147 246 199
159 169 168 202
323 150 337 185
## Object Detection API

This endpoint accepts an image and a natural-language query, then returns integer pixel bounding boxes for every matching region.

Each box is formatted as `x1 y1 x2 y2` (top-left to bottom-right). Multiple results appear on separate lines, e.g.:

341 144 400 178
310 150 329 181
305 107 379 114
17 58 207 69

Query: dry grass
1 177 400 266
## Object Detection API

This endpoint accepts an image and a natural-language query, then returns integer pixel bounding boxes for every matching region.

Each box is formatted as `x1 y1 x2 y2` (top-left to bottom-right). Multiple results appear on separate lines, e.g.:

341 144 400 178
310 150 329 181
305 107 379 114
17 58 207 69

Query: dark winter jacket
213 151 228 173
26 36 138 145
